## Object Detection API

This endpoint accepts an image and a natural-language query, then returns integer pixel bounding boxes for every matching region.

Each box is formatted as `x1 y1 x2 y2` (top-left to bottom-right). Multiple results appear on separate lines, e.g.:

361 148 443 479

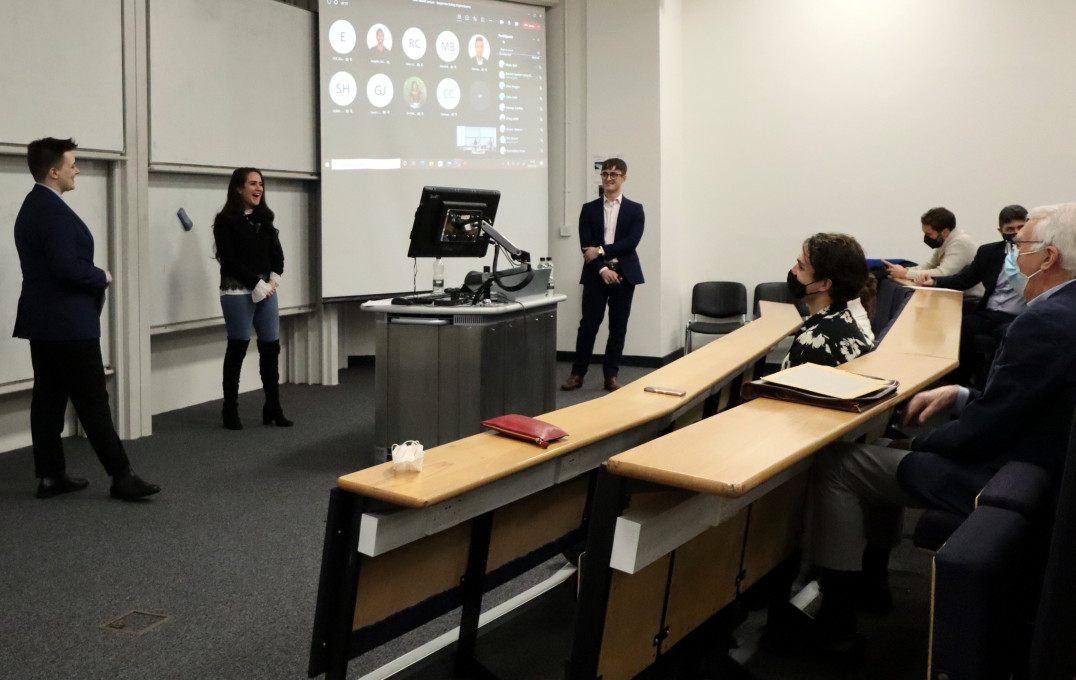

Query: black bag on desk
739 376 899 413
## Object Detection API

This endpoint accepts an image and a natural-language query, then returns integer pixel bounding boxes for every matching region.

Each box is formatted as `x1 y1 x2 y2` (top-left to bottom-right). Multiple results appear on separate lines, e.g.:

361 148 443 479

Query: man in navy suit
916 204 1028 385
805 203 1076 651
13 137 159 500
561 158 644 392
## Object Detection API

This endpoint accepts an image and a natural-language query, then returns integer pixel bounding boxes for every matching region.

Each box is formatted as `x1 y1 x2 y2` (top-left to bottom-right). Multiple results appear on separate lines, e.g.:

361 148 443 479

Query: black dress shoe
110 472 161 501
36 474 89 499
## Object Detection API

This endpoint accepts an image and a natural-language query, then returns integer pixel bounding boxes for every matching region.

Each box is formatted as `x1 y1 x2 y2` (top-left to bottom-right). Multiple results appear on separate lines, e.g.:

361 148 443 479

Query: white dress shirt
602 194 622 268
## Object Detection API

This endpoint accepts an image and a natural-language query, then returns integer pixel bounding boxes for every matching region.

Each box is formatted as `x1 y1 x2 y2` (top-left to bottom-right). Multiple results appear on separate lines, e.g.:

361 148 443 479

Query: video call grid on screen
320 0 547 171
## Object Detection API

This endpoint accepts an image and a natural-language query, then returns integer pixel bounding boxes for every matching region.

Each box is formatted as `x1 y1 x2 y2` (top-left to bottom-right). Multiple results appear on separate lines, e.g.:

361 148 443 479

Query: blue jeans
220 293 279 342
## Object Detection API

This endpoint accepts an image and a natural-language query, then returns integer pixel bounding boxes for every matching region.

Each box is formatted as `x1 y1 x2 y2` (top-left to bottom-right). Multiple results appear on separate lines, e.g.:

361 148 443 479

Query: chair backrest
1028 406 1076 679
691 282 746 319
752 281 809 318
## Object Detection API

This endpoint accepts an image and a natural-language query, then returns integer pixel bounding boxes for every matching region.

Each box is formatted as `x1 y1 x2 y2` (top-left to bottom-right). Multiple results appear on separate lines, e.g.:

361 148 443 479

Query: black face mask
923 234 944 249
786 269 819 300
1002 232 1017 243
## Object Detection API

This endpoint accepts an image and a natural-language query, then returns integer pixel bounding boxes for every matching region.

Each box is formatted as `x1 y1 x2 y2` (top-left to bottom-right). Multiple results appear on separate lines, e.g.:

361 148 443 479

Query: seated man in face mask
915 204 1029 385
883 207 983 299
806 203 1076 657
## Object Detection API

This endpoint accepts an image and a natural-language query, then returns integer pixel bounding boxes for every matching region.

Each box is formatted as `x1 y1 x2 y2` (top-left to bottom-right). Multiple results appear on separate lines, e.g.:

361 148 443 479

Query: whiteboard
148 174 312 328
148 0 318 173
0 157 112 385
0 0 125 151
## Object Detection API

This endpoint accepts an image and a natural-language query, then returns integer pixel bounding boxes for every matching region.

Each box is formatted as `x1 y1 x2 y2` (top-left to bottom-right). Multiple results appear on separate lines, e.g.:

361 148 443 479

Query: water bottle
545 256 555 296
432 257 445 295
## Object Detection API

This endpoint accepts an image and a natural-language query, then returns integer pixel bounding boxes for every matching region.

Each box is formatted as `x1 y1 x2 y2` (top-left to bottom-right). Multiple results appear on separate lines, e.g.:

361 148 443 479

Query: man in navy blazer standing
561 158 644 392
13 137 159 500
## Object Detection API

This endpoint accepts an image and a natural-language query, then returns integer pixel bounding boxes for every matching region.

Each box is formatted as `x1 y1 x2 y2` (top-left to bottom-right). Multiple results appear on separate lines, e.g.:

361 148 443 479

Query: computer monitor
407 186 501 258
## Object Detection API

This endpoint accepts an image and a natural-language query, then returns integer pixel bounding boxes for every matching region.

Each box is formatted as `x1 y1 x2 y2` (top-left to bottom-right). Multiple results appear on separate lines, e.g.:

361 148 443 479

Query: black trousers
29 340 130 478
571 279 636 378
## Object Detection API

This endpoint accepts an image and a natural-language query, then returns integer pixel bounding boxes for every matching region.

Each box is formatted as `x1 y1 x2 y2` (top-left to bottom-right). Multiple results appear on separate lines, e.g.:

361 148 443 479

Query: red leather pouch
481 414 568 448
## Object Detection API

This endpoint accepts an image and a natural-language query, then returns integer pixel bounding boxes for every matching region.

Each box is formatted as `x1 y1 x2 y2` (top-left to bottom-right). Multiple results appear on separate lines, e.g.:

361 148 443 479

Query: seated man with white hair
805 203 1076 654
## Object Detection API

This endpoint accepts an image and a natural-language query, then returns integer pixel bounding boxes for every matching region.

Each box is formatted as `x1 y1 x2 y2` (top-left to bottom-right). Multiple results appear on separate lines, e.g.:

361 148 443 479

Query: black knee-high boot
222 338 249 430
258 339 293 427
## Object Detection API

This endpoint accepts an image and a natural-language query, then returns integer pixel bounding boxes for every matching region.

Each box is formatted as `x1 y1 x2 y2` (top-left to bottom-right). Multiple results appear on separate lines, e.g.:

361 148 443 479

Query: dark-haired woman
214 168 293 429
783 233 880 650
783 232 876 369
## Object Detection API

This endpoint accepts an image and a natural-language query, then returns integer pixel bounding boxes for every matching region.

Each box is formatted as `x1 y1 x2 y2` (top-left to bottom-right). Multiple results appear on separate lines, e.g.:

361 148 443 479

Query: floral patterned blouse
782 300 873 369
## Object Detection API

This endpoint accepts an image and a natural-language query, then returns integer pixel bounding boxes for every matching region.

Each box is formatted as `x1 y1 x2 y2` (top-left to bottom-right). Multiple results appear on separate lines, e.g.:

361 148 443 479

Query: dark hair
998 204 1028 227
213 168 276 262
920 207 956 234
804 233 875 315
219 167 274 224
601 158 627 175
27 137 77 182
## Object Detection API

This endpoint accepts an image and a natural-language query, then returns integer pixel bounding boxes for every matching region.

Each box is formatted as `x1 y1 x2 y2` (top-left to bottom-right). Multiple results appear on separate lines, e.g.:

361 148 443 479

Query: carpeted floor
0 361 935 680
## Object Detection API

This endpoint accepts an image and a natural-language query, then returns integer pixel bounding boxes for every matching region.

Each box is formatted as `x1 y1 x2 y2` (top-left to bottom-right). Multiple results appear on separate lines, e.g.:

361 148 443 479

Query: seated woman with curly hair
783 232 877 368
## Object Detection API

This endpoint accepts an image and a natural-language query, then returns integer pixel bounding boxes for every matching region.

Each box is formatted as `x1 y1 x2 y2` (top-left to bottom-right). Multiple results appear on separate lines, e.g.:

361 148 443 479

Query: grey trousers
809 441 925 572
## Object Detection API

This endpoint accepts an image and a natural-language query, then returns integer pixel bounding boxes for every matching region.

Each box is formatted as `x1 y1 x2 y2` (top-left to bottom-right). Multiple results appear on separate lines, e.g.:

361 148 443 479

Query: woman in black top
214 167 292 429
784 233 876 368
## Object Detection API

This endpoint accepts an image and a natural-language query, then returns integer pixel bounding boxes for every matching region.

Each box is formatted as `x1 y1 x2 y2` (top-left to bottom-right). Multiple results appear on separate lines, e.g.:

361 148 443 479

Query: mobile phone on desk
644 386 686 397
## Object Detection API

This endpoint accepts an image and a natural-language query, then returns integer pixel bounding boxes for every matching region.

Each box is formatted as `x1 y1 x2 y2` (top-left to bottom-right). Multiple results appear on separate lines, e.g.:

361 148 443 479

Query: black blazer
912 281 1076 475
933 241 1005 311
577 196 645 285
13 184 109 341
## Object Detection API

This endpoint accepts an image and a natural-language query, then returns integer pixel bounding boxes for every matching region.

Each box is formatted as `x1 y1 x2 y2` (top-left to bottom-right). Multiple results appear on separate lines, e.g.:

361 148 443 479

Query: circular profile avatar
470 35 489 65
435 31 460 62
436 78 461 110
404 77 427 110
366 74 393 108
401 27 427 60
328 20 356 54
328 71 357 106
469 81 492 111
367 24 392 52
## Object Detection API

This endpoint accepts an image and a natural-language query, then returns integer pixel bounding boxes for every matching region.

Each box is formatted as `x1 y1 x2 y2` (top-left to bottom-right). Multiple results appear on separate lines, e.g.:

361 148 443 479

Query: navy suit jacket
912 281 1076 475
933 240 1006 311
13 184 109 341
577 196 645 285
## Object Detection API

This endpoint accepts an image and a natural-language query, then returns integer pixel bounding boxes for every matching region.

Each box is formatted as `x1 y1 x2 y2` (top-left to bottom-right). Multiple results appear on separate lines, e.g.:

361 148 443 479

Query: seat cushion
913 509 966 552
687 320 743 335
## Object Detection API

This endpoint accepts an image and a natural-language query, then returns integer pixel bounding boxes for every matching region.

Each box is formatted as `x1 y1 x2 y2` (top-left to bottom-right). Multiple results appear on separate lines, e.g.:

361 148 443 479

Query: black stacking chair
751 281 809 319
748 282 808 376
684 282 747 354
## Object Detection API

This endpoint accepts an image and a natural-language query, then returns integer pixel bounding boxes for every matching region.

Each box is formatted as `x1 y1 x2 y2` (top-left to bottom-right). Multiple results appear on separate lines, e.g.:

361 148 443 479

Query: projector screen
319 0 549 300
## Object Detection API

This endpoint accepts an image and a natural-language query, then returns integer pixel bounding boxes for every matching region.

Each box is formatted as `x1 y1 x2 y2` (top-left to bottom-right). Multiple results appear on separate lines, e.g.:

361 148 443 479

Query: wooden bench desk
308 302 804 679
566 290 962 680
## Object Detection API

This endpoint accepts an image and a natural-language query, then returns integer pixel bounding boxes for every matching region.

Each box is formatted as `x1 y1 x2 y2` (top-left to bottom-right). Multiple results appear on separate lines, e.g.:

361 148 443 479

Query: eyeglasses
1005 239 1045 255
600 172 623 179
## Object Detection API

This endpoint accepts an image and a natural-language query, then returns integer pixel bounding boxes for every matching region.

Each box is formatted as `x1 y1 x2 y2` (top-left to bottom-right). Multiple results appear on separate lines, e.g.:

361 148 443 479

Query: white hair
1027 203 1076 275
